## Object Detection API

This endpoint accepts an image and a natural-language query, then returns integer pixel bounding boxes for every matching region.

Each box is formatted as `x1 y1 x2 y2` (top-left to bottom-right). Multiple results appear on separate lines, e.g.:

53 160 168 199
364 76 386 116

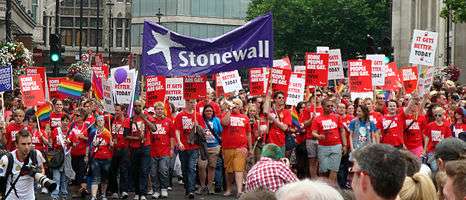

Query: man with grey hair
275 179 343 200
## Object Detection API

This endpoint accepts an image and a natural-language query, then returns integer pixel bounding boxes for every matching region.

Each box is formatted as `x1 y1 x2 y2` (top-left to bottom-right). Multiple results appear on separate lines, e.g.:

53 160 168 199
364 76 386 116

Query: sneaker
208 186 215 195
161 189 168 198
101 196 108 200
195 187 203 195
152 192 160 199
188 193 195 199
178 179 184 185
133 195 139 200
111 193 119 199
140 196 147 200
41 187 49 194
121 192 129 199
147 189 154 195
167 187 172 191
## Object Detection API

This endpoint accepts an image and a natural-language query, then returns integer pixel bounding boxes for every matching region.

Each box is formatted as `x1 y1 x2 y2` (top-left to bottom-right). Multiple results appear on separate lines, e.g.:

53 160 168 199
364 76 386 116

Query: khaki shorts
223 148 247 173
198 146 221 168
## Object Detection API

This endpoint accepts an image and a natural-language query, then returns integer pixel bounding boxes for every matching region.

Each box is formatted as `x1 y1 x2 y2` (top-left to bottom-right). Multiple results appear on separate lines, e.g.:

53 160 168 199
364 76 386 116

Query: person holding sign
266 91 292 154
173 99 205 199
221 98 251 198
311 98 347 186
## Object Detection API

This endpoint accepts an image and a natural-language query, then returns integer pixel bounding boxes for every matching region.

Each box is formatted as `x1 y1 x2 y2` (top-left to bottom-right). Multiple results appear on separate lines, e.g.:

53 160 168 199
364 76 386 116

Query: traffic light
50 34 61 64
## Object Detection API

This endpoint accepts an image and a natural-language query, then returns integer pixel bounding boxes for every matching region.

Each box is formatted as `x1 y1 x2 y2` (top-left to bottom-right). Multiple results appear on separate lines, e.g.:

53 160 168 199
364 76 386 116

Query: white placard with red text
366 54 386 86
166 77 185 108
328 49 344 80
409 30 438 66
286 73 306 106
219 70 242 93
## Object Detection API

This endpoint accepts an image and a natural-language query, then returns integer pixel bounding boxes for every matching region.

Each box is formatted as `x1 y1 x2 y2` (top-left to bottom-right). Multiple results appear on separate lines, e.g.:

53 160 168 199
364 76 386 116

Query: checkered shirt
245 157 298 192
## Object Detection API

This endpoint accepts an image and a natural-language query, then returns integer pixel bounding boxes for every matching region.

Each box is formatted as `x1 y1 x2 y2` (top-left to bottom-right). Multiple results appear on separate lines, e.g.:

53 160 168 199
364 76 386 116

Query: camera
22 164 57 192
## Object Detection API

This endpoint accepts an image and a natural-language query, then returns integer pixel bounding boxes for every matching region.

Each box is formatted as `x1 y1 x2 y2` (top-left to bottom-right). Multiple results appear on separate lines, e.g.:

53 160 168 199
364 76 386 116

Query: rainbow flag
58 79 84 98
92 73 103 102
291 108 301 130
35 103 52 122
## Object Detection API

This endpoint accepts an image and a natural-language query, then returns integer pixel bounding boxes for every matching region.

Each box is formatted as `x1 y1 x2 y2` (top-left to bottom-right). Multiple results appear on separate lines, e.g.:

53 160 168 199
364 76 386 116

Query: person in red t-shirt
266 91 292 152
311 98 347 186
50 99 65 131
380 100 405 148
174 99 206 198
423 106 452 172
403 96 427 158
149 102 174 199
363 98 382 142
68 108 89 196
336 102 353 188
452 107 466 141
124 100 156 199
2 109 29 151
50 114 72 199
221 98 251 197
107 104 131 198
89 115 113 200
293 101 310 179
28 116 50 153
196 98 221 116
302 94 323 178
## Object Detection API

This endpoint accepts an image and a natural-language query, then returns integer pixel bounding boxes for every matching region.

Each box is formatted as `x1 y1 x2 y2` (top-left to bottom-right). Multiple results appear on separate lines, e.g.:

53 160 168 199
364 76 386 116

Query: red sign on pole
183 76 207 100
384 62 402 91
271 67 291 99
19 74 45 107
305 53 329 86
249 68 266 96
348 60 373 92
145 76 166 107
48 77 66 100
26 67 48 100
401 66 419 94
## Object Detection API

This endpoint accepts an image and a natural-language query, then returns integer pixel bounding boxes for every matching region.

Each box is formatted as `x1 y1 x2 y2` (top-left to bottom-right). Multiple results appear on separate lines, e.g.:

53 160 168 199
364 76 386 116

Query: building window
75 29 88 46
61 29 73 46
61 17 73 27
116 30 123 47
64 0 74 7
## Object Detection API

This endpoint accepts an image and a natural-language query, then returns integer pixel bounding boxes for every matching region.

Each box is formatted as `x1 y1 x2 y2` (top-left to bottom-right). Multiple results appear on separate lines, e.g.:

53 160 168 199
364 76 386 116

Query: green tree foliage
441 0 466 23
246 0 390 61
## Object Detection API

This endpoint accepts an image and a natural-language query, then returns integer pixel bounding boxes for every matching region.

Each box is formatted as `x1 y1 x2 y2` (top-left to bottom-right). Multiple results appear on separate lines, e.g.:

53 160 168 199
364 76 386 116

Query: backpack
0 150 38 197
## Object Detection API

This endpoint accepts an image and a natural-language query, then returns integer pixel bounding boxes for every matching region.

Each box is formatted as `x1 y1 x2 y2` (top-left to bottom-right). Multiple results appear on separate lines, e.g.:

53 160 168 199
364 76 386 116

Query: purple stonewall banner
142 12 273 76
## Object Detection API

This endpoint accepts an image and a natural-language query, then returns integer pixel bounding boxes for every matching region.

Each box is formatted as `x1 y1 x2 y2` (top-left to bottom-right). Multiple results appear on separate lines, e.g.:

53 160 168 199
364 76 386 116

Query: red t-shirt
126 117 152 149
222 112 251 149
267 109 292 147
112 117 129 149
311 114 343 146
31 129 47 152
403 114 427 150
5 123 27 151
92 128 113 160
302 106 323 139
150 117 174 157
69 123 89 156
424 121 452 153
381 112 405 147
85 115 96 127
196 101 221 116
51 127 70 150
50 112 63 130
174 111 205 151
452 123 466 138
340 114 354 145
369 111 383 131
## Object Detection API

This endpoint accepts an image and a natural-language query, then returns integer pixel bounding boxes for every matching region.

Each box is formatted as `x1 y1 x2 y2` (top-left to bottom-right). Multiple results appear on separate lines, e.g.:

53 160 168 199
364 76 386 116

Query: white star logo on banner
147 31 184 70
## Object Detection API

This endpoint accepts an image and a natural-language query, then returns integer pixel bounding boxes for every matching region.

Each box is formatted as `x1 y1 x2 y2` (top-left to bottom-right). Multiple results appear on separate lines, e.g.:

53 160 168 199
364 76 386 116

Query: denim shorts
91 159 112 184
317 144 342 173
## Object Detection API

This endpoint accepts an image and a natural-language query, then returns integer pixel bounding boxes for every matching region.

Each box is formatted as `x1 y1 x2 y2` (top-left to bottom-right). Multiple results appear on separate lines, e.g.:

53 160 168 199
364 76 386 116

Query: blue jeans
51 168 68 198
130 146 151 195
215 155 224 190
151 157 170 192
179 149 199 194
427 152 438 172
91 159 111 184
108 148 131 193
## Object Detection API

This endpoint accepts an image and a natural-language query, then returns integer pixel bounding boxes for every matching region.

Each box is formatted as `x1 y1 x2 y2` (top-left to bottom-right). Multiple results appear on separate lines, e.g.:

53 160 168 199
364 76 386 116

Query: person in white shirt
0 130 46 200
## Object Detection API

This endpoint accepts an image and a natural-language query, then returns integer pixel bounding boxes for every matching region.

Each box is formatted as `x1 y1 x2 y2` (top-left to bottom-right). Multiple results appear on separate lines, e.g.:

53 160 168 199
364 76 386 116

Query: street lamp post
5 0 11 42
156 8 163 24
106 0 114 67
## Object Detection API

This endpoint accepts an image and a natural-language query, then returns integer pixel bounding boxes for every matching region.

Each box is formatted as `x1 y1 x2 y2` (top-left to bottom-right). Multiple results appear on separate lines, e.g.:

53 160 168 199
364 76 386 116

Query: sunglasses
434 114 443 118
75 114 81 117
276 96 284 100
348 167 367 178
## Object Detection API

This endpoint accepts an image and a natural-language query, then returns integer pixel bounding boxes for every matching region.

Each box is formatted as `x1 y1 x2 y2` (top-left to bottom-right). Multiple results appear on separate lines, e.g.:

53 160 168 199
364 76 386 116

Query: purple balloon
114 68 127 84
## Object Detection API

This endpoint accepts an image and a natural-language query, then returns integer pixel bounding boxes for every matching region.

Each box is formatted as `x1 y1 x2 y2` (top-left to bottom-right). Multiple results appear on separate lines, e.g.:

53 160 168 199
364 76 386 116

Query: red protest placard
183 76 207 100
249 68 266 96
271 67 291 99
26 67 48 99
145 76 166 107
19 74 45 107
92 64 109 79
384 62 402 91
348 60 373 92
273 56 292 70
401 66 419 94
305 53 329 86
48 77 66 100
